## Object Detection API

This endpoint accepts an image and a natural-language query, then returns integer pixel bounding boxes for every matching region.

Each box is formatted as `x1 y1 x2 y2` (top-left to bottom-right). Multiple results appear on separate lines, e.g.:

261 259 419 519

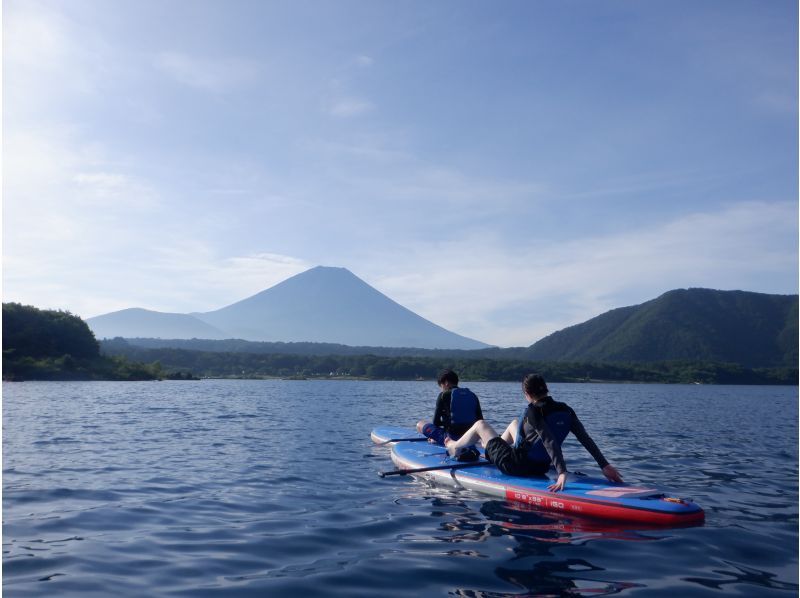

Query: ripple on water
2 381 798 597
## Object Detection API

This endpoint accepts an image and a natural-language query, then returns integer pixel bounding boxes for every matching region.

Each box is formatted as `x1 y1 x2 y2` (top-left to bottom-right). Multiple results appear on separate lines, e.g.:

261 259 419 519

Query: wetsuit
485 396 609 477
422 387 484 445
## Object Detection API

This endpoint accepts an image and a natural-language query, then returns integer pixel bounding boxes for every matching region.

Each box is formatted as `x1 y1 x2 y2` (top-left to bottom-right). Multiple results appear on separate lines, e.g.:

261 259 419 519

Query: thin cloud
369 201 798 346
4 3 70 71
4 2 105 113
355 55 374 67
154 51 259 92
5 236 313 320
300 135 544 209
328 97 375 117
754 90 797 115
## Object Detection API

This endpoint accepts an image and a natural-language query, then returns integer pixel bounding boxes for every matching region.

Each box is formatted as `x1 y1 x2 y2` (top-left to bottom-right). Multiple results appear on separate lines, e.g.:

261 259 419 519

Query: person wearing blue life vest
444 374 623 492
415 369 483 452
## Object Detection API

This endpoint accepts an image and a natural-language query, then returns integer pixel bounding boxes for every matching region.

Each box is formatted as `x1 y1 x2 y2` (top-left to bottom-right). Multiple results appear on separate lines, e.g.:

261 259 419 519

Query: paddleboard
372 425 704 526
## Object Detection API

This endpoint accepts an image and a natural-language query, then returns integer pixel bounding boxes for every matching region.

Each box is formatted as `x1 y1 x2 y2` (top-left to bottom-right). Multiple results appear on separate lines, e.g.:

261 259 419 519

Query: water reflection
424 496 655 596
481 501 669 543
429 496 667 546
684 561 799 592
454 559 643 597
413 489 797 597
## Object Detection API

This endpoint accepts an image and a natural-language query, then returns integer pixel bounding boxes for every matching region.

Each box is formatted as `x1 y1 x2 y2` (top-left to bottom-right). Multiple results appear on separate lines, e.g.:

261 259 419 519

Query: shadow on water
683 561 799 593
424 496 655 596
408 491 795 597
453 559 643 597
433 498 671 546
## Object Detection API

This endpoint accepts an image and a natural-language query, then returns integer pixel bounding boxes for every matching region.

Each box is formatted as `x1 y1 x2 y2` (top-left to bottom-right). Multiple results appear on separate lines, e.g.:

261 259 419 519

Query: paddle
376 437 429 446
379 460 491 477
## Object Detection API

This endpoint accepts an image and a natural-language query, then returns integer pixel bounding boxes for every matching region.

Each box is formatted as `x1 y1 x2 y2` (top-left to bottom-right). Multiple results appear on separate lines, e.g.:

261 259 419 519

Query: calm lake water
3 380 798 596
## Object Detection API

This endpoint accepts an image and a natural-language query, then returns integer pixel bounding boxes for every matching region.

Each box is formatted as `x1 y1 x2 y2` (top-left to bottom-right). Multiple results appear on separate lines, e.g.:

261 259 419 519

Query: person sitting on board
443 373 623 492
416 369 483 459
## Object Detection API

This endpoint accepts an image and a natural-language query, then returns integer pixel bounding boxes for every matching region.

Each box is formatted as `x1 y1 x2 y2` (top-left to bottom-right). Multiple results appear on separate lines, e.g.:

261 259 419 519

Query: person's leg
445 420 498 456
500 419 519 444
418 421 447 445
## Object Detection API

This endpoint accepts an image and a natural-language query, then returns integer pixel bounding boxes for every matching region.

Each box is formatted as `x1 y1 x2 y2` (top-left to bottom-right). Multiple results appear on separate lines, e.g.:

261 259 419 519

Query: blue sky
4 0 797 347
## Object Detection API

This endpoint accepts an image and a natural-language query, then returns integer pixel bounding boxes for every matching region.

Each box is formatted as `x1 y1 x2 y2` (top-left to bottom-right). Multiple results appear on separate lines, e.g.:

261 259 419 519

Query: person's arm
571 410 623 482
432 392 448 428
475 398 484 421
569 410 609 468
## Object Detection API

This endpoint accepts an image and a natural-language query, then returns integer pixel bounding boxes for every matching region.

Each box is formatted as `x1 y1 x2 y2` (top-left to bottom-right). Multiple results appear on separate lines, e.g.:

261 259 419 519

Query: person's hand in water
547 472 567 492
602 464 623 483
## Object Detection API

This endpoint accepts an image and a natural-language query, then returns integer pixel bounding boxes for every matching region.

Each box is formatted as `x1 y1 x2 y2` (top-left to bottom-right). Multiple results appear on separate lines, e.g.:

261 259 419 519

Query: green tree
3 303 100 359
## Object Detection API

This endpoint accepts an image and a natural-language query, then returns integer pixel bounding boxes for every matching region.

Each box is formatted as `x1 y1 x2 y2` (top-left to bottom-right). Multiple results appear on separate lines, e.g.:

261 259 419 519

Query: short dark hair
437 369 459 386
523 374 548 398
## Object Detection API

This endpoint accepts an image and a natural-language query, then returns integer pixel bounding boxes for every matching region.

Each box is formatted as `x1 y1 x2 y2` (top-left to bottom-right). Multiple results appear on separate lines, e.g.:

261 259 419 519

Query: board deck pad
372 425 704 526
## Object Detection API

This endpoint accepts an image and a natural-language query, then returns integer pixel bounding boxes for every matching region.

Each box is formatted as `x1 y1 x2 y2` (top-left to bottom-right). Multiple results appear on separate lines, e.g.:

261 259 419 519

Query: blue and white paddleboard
372 425 704 526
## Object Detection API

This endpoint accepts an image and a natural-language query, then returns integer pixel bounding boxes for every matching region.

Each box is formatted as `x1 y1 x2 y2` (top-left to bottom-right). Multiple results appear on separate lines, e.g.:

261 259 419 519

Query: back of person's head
523 374 548 398
437 369 459 387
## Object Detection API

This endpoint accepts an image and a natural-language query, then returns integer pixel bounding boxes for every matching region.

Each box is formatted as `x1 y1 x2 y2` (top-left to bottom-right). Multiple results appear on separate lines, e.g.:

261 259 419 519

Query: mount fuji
86 266 490 350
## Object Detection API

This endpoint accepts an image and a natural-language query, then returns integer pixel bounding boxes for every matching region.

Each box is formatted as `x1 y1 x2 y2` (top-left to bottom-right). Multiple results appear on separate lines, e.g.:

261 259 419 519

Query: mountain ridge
525 288 798 367
86 307 229 340
87 266 490 350
86 274 797 367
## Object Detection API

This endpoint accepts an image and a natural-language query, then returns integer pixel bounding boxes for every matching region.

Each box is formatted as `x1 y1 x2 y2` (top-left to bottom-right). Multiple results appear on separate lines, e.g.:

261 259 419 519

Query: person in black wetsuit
416 369 483 446
444 374 623 492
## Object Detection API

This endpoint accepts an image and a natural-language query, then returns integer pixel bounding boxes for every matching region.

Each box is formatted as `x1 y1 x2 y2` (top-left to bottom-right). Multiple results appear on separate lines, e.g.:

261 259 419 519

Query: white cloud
4 3 71 71
4 227 313 319
299 135 544 213
355 55 374 67
362 166 543 206
71 172 160 209
328 97 374 117
754 90 797 115
4 1 108 116
110 248 312 315
367 201 798 346
154 51 259 92
5 128 161 213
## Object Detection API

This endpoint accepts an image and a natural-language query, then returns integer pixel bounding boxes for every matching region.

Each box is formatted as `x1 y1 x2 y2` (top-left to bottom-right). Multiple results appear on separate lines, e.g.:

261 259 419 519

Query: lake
3 380 798 596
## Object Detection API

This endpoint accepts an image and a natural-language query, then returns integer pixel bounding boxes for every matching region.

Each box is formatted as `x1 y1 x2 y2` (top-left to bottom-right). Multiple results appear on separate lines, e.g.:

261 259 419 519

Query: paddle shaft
379 460 490 477
377 437 429 446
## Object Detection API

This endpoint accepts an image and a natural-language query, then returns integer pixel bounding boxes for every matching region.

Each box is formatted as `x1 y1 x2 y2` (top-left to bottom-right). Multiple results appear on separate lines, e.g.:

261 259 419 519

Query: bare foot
444 438 457 457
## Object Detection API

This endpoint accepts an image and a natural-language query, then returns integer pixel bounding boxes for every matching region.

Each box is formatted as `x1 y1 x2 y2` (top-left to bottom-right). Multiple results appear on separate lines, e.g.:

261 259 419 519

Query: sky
3 0 798 347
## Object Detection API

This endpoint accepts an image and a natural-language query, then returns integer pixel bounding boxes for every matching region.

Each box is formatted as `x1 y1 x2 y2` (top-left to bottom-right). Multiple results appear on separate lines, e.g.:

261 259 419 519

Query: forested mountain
526 289 798 367
2 303 161 380
5 300 795 385
110 288 798 369
4 302 101 360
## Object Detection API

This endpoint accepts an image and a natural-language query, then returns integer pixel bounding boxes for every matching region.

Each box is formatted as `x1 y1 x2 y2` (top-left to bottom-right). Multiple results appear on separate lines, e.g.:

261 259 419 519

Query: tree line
101 339 797 385
3 303 174 381
4 302 795 385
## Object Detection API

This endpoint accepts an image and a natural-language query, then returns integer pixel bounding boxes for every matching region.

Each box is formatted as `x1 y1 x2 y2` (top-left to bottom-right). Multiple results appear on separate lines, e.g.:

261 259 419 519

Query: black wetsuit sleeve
527 408 568 475
432 392 448 428
570 408 609 469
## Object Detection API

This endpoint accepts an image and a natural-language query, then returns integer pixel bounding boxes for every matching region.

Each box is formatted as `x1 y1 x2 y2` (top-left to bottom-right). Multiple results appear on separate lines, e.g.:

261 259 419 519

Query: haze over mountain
87 266 490 350
87 308 229 341
525 288 798 368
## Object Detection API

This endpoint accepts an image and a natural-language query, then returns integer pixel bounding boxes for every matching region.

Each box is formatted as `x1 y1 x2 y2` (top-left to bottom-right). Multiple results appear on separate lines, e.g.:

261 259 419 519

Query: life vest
448 387 480 428
513 405 572 462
